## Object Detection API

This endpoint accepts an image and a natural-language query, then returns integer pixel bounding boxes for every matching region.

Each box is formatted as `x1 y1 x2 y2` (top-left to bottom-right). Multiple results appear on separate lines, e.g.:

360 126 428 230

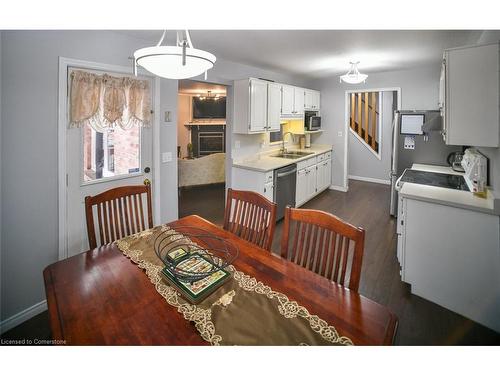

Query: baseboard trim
349 175 391 185
329 184 348 192
0 300 47 334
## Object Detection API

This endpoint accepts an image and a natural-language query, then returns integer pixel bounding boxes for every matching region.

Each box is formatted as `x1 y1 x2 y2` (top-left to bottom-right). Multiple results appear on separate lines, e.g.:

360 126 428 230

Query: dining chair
223 188 277 251
280 206 365 292
84 184 153 249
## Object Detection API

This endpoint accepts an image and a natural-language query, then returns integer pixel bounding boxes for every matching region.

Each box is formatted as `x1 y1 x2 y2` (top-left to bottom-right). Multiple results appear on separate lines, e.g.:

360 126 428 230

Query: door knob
144 166 151 173
143 178 151 186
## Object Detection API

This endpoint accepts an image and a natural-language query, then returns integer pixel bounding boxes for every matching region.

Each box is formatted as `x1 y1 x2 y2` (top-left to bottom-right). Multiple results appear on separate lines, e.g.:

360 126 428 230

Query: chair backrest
223 188 277 251
280 207 365 292
85 185 153 249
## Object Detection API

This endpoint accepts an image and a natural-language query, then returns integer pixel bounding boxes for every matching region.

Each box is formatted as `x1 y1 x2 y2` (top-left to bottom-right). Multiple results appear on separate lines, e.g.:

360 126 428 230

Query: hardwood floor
3 180 499 345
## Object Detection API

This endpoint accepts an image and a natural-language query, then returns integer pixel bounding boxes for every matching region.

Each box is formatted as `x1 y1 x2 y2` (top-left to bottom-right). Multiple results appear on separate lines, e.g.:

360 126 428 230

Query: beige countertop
232 144 333 172
398 163 500 216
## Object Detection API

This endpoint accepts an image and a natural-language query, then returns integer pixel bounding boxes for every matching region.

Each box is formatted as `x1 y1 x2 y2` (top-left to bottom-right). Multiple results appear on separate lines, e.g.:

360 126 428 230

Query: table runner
115 225 353 346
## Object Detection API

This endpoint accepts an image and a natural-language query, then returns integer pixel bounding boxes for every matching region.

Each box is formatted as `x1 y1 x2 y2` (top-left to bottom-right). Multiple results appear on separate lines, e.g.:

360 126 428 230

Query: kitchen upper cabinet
441 42 499 147
249 79 268 132
281 85 295 115
267 83 282 132
282 85 305 116
233 78 281 134
293 87 305 115
305 89 321 111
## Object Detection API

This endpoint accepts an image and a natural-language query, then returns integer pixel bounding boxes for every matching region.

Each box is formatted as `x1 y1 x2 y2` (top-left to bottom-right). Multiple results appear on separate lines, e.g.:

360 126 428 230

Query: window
83 123 141 182
270 124 284 143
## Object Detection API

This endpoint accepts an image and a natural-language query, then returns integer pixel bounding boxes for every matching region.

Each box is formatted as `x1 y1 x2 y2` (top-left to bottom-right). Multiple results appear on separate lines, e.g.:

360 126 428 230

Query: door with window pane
66 68 154 257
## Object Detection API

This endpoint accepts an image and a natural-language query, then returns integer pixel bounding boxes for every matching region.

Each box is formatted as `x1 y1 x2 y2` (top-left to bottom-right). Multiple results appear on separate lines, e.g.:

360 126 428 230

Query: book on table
161 252 231 304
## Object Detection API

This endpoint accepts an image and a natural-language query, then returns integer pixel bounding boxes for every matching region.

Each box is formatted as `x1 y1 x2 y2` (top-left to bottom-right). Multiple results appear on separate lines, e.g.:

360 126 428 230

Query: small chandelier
339 62 368 84
133 30 216 80
198 90 221 100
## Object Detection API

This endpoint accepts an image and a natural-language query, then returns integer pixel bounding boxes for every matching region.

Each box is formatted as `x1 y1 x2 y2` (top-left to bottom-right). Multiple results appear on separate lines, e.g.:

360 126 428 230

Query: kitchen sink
272 151 314 159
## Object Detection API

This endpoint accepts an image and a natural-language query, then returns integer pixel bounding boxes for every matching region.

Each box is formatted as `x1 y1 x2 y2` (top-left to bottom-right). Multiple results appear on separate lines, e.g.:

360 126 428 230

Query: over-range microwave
305 111 321 131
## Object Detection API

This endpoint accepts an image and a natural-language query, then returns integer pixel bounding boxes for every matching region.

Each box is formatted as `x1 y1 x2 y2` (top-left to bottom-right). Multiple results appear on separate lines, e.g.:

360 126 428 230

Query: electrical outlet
164 111 171 122
337 131 343 137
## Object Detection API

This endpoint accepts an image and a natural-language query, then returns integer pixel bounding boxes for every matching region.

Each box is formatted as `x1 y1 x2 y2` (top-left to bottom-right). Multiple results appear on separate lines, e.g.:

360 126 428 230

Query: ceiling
178 80 227 95
120 30 483 79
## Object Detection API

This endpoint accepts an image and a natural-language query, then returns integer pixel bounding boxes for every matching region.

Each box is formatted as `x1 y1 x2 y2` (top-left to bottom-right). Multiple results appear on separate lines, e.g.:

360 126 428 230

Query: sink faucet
281 132 293 154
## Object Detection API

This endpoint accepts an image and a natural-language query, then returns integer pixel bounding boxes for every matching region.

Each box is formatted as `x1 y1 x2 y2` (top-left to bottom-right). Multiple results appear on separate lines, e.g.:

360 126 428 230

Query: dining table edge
43 265 65 342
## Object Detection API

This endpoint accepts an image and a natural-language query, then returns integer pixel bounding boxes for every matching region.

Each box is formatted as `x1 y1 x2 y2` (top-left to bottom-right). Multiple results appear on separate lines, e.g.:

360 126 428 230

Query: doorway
343 88 401 190
59 58 160 259
177 80 228 225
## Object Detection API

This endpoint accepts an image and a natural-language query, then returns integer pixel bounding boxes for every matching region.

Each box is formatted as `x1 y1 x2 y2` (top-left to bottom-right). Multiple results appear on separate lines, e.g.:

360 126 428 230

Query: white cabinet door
312 90 320 110
316 161 325 192
281 85 295 115
294 87 305 115
320 158 331 190
304 90 314 110
249 79 268 132
267 83 282 132
444 43 499 147
296 168 308 207
263 181 274 202
306 165 317 198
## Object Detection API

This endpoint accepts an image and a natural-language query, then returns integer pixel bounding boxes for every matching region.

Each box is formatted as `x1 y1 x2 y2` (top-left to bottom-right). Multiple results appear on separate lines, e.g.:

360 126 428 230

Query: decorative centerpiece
154 226 239 304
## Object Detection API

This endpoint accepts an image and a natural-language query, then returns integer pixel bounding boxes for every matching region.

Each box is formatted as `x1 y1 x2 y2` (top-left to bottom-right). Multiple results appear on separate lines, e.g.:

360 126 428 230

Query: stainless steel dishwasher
274 164 297 221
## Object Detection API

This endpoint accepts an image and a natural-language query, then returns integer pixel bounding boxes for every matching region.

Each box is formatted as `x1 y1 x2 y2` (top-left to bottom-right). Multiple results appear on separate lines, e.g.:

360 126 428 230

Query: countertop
398 163 500 216
232 144 333 172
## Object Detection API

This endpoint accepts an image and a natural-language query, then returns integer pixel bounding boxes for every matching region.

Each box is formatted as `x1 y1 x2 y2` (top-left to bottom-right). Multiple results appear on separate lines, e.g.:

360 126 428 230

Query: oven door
309 116 321 130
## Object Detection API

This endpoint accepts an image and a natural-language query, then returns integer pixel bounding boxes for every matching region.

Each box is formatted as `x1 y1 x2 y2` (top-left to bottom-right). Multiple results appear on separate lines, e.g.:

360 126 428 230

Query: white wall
348 91 394 182
0 30 308 325
177 95 191 158
310 65 445 188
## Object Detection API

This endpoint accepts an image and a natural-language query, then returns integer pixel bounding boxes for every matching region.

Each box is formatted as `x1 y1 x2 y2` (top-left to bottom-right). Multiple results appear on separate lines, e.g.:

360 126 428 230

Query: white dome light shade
134 46 216 79
339 62 368 84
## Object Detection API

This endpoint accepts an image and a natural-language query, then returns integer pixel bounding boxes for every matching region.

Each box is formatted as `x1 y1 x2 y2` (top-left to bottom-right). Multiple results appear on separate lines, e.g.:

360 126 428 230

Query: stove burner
400 169 470 191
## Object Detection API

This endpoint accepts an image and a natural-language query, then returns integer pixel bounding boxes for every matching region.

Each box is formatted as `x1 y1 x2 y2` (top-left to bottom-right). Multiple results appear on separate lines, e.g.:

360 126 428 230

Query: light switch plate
337 131 343 137
235 140 241 149
162 152 172 163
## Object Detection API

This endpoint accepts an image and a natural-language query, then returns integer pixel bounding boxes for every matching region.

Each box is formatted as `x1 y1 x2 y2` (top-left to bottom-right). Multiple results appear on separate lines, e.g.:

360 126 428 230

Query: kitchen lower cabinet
316 158 331 192
296 168 308 207
398 196 500 332
305 165 317 198
231 168 274 201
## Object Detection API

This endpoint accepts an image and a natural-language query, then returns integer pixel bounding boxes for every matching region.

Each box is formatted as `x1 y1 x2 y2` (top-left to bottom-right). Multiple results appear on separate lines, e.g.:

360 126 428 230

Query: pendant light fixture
133 30 216 80
339 62 368 84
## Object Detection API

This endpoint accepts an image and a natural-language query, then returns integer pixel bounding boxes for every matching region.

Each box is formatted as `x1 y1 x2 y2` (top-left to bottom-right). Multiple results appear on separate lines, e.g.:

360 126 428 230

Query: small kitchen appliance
304 111 321 131
447 151 465 173
461 148 488 196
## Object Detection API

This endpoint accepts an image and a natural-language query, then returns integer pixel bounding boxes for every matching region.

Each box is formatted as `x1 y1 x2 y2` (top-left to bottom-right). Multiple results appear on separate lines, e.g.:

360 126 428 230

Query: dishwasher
274 164 297 221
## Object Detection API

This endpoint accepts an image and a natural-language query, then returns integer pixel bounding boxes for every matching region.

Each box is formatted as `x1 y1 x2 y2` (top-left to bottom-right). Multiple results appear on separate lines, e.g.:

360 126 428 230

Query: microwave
305 111 321 131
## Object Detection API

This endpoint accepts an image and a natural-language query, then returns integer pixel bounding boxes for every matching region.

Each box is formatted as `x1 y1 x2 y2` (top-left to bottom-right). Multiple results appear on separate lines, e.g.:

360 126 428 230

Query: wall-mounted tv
192 97 226 119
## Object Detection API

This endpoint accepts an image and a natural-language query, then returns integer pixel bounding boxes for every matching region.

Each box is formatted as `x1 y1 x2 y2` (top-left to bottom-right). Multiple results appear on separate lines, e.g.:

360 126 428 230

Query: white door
323 158 331 188
312 90 321 110
249 79 268 132
306 165 317 198
267 83 282 132
281 85 295 115
296 168 307 207
66 69 154 257
316 162 326 191
263 181 274 202
304 90 314 110
294 87 305 115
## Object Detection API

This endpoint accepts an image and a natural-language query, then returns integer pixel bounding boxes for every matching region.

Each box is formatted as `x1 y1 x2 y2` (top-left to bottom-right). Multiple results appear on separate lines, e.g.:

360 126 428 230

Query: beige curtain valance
69 70 151 131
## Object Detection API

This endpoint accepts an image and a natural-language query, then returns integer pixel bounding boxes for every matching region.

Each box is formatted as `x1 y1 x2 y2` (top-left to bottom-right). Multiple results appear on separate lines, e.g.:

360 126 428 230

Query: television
192 97 226 119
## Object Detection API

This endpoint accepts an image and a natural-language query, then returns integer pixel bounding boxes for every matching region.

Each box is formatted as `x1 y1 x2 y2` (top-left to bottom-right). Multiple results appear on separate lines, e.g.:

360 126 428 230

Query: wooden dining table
44 215 398 345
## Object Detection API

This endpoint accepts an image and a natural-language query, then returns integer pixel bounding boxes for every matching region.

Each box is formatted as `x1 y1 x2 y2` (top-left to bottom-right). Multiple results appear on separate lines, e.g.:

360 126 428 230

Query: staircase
349 92 380 155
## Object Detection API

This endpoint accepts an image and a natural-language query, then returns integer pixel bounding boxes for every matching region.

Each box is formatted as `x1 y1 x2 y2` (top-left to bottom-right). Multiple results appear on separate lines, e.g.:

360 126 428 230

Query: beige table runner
115 225 353 346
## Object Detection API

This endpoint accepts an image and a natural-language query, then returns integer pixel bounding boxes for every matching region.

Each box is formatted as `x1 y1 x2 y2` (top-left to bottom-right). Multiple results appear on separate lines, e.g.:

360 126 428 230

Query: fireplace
190 125 226 157
198 132 224 156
